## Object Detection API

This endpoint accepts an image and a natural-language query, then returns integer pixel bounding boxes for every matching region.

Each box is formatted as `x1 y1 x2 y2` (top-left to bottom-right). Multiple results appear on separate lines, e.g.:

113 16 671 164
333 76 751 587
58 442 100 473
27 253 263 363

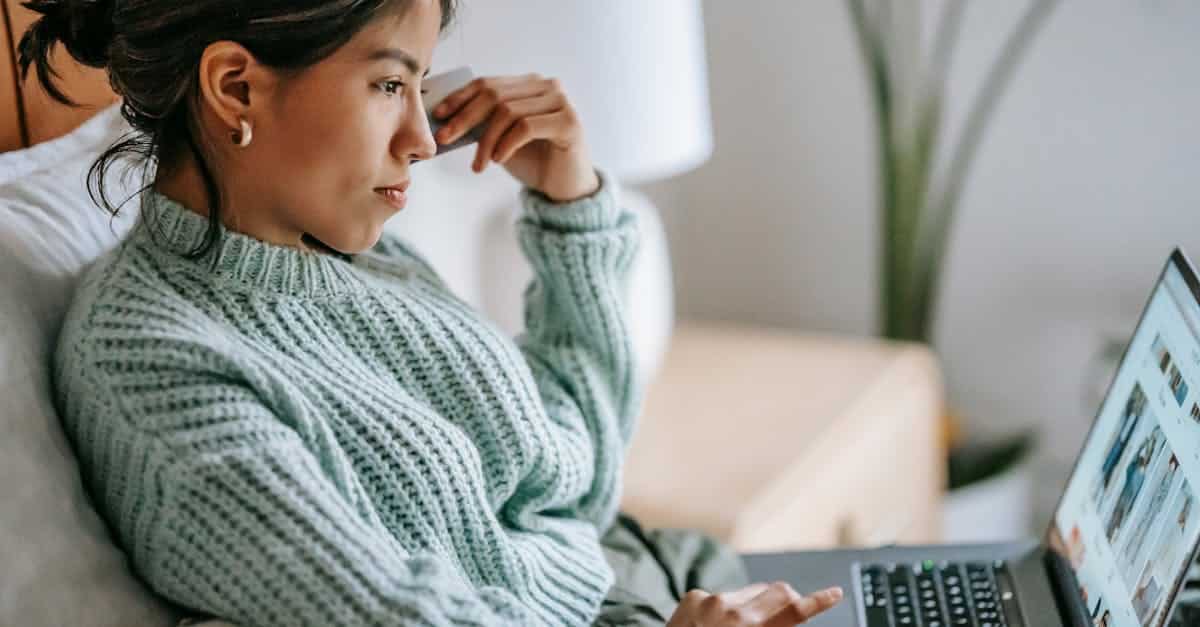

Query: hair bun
21 0 115 68
17 0 116 105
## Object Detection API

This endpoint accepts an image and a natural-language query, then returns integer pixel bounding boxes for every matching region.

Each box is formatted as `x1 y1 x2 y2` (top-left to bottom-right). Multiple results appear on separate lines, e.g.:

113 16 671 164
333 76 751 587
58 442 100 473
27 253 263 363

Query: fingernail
826 587 843 601
435 103 446 115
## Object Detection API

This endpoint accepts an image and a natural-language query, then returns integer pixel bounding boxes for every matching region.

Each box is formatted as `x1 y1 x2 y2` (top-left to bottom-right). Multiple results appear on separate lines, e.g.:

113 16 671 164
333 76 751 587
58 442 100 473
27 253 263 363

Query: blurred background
644 0 1200 532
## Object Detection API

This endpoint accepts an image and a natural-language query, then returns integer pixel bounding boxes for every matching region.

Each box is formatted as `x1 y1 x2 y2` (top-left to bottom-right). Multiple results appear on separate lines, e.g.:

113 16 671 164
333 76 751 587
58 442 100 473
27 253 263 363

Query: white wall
642 0 1200 531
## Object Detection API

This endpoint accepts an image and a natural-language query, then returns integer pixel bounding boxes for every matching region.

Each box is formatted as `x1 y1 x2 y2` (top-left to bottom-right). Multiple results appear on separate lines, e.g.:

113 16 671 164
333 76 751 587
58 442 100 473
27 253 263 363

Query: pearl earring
231 118 253 147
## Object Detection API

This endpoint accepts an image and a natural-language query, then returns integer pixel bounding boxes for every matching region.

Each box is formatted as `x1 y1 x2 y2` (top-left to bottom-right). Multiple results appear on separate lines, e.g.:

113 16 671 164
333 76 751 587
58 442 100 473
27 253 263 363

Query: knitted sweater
51 167 642 626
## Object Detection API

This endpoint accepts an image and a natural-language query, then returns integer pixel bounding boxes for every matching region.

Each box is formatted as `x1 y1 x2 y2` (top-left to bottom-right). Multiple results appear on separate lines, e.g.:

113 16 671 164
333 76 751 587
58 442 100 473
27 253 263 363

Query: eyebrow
366 47 431 77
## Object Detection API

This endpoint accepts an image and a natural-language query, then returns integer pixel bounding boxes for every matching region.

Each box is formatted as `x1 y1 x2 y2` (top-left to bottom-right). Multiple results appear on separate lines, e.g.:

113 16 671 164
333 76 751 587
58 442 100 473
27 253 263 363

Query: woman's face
249 0 442 254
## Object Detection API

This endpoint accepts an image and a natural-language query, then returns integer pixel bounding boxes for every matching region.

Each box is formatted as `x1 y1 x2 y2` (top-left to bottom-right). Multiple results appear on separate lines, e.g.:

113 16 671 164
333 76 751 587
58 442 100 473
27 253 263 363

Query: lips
375 180 410 210
378 179 410 193
376 187 407 209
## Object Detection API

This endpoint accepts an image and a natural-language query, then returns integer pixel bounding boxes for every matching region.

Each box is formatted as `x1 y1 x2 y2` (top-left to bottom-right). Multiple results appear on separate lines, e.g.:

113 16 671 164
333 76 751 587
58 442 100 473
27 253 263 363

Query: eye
378 80 429 97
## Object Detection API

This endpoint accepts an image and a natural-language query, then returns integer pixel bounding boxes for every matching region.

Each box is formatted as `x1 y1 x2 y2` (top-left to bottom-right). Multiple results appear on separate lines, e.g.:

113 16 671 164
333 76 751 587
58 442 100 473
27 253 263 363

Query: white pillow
0 104 182 626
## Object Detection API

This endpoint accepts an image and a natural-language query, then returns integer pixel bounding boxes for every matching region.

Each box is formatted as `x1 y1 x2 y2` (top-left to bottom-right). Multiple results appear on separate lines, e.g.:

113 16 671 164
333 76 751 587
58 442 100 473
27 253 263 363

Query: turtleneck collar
132 187 370 299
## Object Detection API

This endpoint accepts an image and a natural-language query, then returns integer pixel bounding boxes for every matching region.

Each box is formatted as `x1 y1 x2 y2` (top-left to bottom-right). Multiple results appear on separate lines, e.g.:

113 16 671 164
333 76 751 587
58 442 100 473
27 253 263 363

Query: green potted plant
845 0 1060 539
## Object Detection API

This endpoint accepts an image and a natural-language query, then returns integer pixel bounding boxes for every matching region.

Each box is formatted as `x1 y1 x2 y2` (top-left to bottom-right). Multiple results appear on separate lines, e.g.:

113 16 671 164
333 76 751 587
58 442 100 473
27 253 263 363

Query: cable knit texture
51 168 642 626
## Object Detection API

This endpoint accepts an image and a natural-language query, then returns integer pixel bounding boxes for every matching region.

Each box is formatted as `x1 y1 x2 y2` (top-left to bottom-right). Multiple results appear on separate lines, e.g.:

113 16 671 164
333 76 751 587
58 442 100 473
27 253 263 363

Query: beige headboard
1 0 119 153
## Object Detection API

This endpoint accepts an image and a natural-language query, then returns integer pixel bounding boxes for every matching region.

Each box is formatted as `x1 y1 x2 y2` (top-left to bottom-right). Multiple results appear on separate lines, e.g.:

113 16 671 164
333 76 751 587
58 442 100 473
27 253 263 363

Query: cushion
0 103 182 626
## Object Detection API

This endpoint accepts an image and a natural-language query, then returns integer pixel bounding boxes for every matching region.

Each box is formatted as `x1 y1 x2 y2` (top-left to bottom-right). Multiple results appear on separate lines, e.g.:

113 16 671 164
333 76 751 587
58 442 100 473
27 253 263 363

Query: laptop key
859 560 1021 627
889 567 916 625
863 605 892 627
916 568 947 625
993 561 1025 627
859 566 892 627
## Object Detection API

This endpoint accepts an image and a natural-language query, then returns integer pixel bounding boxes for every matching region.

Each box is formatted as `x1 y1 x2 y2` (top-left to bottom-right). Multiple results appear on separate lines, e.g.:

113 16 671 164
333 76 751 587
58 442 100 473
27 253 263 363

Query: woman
22 0 842 625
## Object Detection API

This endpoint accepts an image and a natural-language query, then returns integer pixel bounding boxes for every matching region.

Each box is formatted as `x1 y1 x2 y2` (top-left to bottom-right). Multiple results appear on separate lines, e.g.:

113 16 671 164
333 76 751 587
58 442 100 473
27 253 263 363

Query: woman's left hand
431 73 600 203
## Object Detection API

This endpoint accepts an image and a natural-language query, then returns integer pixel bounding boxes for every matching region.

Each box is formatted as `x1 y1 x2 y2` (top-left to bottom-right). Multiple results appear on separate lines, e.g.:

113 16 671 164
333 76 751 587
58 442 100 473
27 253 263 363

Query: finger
491 110 578 166
666 589 712 627
765 586 844 626
717 582 770 606
697 582 793 625
433 75 547 141
473 91 565 171
436 79 546 146
437 74 546 118
433 74 530 119
737 582 797 624
684 583 770 625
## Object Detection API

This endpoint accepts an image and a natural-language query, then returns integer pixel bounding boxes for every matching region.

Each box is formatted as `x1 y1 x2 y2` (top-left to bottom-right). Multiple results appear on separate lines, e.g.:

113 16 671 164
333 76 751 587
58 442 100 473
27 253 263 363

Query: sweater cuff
518 167 621 232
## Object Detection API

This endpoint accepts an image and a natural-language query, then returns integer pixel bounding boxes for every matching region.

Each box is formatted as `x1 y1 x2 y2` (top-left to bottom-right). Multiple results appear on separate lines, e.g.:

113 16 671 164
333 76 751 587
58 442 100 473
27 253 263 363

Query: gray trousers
593 512 751 626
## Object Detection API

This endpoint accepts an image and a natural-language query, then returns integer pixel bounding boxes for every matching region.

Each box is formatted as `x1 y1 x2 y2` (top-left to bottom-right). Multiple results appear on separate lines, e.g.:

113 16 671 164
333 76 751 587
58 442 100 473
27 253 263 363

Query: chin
304 227 379 256
345 226 386 255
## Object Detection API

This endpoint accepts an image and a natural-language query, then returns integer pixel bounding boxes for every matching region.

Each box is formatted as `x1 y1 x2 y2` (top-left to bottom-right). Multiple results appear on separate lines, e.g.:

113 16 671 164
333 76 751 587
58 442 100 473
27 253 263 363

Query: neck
134 186 366 299
152 150 319 254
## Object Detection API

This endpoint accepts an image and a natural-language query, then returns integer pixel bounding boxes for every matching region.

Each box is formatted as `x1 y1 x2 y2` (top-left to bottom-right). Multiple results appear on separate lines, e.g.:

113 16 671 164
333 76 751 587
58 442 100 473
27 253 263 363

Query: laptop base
742 540 1068 626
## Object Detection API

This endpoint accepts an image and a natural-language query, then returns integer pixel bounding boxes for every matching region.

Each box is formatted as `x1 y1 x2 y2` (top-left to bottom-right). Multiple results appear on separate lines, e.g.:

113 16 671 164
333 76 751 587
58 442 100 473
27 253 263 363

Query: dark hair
17 0 459 266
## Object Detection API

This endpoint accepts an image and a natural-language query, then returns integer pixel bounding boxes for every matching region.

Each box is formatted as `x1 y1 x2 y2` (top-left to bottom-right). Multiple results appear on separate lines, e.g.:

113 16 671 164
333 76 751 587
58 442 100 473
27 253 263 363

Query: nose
397 106 438 164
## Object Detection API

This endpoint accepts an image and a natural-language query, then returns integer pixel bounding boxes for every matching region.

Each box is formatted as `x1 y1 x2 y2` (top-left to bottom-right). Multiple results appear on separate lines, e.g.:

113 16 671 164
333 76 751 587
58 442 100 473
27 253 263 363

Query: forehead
338 0 443 72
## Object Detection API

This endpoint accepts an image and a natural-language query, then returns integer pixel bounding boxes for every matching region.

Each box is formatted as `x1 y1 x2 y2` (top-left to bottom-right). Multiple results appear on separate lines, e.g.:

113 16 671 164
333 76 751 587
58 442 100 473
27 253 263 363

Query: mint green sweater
51 168 642 626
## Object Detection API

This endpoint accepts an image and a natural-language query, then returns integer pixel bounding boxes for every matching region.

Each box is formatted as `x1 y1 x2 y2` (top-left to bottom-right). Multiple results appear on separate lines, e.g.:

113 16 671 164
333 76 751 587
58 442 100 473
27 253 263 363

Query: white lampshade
431 0 713 185
416 1 712 388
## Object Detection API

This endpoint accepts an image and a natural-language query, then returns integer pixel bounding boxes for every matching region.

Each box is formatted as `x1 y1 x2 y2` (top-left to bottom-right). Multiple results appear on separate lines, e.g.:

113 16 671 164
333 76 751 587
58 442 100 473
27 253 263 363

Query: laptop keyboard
857 560 1020 627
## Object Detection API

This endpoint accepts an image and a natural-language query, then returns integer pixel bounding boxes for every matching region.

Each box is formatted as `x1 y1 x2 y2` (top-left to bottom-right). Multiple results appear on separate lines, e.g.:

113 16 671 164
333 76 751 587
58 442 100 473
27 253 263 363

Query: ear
196 41 274 136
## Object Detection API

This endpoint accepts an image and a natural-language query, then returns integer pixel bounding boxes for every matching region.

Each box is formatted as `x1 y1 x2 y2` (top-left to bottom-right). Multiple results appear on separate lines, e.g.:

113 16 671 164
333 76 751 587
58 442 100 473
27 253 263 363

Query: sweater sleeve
56 345 540 627
513 167 643 533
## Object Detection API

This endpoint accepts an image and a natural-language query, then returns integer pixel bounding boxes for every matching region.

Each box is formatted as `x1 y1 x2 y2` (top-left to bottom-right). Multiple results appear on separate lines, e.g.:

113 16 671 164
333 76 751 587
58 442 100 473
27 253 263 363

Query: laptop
745 248 1200 627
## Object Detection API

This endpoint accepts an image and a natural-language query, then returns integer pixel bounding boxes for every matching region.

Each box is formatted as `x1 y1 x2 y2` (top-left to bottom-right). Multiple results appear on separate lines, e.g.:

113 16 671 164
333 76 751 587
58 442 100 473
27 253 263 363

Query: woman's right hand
664 581 843 626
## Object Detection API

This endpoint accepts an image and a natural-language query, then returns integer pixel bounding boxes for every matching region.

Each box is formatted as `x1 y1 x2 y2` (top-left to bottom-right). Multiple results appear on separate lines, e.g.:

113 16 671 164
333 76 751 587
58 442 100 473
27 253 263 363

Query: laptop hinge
1043 550 1091 627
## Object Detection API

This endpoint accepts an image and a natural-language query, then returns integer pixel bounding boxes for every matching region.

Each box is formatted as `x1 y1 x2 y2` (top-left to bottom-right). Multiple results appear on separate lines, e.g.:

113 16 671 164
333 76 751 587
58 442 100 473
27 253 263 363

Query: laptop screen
1051 251 1200 627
